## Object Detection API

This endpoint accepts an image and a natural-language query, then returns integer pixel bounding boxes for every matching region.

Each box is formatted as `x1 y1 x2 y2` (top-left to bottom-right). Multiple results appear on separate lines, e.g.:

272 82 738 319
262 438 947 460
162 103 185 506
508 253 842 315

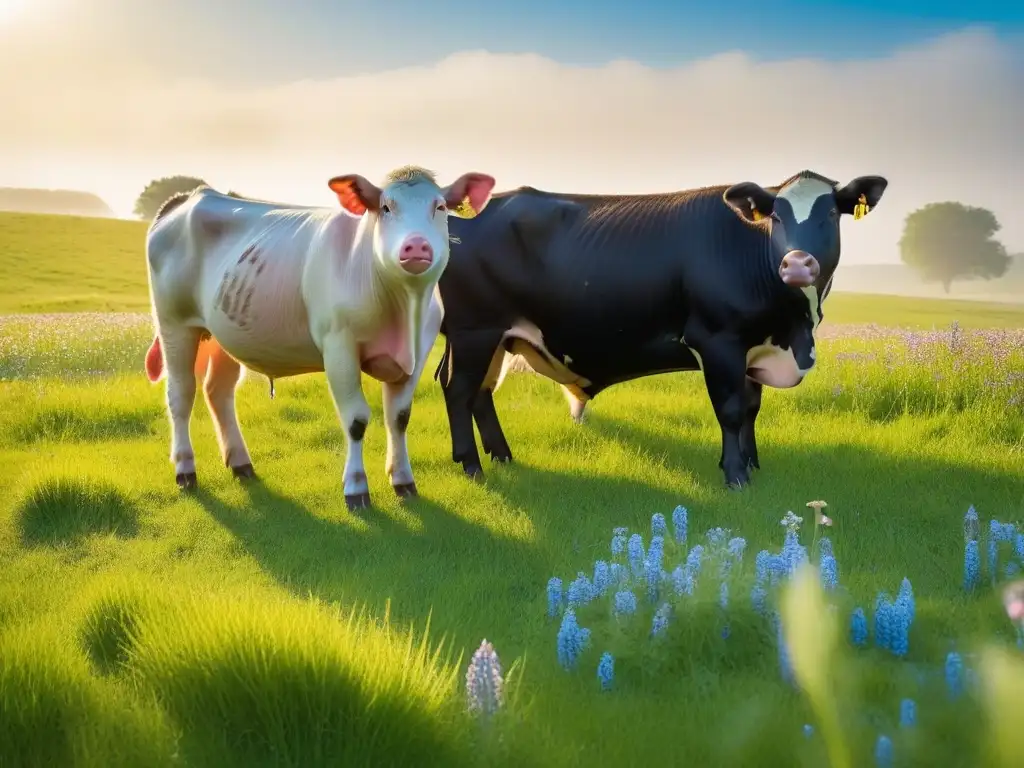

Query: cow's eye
436 203 447 213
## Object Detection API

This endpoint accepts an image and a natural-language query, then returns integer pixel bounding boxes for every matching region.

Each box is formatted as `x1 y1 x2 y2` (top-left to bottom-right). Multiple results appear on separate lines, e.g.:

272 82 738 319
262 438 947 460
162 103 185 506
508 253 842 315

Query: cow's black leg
740 379 763 470
472 388 513 463
693 340 750 489
440 331 503 480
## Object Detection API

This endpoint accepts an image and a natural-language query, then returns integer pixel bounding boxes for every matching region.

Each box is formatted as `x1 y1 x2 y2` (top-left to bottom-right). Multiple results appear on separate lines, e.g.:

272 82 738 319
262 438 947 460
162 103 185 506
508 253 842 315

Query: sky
1 0 1022 264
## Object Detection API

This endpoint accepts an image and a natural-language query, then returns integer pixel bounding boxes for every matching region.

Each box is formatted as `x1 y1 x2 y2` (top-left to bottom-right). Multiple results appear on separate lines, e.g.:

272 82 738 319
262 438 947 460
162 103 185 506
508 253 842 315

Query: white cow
142 166 496 509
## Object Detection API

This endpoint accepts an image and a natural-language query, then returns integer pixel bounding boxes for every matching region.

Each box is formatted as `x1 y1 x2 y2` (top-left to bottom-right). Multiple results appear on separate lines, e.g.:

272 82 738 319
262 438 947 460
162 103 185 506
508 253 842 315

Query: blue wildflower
768 553 787 586
1007 562 1021 579
890 605 909 658
628 534 646 579
727 536 747 560
646 536 664 602
671 565 693 597
874 595 893 651
651 512 667 537
610 562 626 587
465 639 504 716
556 609 588 670
719 581 729 610
776 613 794 685
685 544 704 577
546 577 562 618
1015 533 1024 560
874 734 893 767
567 572 596 607
896 578 915 625
611 533 626 557
818 536 833 559
899 698 916 728
671 505 688 546
754 550 772 584
964 539 981 591
945 651 964 698
592 561 611 596
850 607 868 647
651 602 671 636
963 505 979 541
706 527 729 549
751 584 767 616
782 530 808 576
597 652 614 691
820 555 838 590
613 590 638 617
803 724 814 738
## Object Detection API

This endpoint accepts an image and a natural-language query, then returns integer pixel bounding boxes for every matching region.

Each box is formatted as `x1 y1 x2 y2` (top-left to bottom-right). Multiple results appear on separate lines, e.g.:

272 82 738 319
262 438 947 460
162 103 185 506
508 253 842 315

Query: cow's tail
433 335 452 386
144 334 218 383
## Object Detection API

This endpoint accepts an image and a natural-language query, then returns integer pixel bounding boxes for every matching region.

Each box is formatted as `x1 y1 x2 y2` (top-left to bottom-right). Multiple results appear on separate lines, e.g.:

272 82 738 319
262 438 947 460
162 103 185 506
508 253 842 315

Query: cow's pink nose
779 250 820 288
399 236 433 274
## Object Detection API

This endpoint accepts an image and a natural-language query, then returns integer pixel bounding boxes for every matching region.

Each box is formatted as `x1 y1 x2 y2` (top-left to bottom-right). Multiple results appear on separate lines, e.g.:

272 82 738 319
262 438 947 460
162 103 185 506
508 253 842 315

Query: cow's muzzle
779 250 820 288
399 235 434 275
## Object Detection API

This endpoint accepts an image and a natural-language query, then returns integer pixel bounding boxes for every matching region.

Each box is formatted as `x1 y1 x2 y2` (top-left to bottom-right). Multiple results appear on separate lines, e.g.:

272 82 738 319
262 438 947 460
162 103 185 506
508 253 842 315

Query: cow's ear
443 173 496 218
724 182 777 223
835 176 888 219
328 174 382 216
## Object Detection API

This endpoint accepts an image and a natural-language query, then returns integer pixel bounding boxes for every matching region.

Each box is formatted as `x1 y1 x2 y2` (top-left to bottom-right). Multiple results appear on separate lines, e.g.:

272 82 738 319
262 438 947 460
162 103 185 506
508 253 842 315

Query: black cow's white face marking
776 178 835 225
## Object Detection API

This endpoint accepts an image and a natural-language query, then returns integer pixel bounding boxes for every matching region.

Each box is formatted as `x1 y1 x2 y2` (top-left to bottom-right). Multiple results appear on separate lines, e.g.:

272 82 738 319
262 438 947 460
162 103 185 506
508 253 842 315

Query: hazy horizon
2 1 1022 265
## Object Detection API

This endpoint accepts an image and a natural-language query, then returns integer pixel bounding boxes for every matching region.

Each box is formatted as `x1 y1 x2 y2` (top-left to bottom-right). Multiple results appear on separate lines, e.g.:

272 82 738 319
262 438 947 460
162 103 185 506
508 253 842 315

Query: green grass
2 211 1024 766
0 309 1022 766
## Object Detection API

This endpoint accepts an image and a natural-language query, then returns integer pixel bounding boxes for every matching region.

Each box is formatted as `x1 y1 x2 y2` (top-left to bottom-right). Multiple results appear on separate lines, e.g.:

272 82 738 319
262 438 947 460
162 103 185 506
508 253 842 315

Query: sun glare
0 0 28 24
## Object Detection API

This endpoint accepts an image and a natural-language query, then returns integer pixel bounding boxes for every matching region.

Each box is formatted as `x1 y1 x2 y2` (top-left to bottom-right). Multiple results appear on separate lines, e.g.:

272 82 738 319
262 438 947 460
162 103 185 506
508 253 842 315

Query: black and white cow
435 170 888 488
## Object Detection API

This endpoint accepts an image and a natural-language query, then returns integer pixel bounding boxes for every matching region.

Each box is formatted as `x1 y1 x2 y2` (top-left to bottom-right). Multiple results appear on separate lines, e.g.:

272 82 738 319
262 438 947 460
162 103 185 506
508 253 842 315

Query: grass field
1 212 1024 767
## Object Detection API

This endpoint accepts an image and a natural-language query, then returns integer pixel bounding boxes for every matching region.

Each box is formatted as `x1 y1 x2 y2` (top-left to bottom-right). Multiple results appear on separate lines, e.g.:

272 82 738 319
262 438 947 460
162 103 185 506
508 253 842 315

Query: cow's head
723 171 888 292
327 166 495 279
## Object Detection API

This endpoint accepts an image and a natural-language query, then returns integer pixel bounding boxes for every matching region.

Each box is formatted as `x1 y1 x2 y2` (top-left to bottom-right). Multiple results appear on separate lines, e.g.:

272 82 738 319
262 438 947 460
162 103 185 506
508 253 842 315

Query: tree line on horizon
132 175 1018 296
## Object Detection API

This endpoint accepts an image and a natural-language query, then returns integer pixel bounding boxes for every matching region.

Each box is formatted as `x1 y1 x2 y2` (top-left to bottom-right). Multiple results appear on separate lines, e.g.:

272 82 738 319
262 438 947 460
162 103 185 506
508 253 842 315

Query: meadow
1 210 1023 767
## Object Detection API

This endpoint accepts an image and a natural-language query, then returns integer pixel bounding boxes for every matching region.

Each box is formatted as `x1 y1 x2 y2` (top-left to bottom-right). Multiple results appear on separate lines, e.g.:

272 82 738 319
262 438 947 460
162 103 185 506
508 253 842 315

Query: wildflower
466 639 504 716
610 562 626 587
782 530 808 576
727 536 747 562
850 607 868 647
706 527 729 549
945 651 964 698
611 531 626 557
754 550 772 584
776 613 794 685
592 561 611 596
1015 534 1024 561
613 590 638 617
989 536 999 583
597 652 614 691
963 505 979 542
567 572 596 607
874 595 893 651
719 581 729 610
651 602 671 636
651 512 667 537
645 536 664 602
780 510 803 534
751 584 767 615
818 537 834 559
964 539 981 591
874 734 893 767
671 565 693 597
685 544 705 579
671 505 688 546
896 578 915 625
557 609 589 670
820 555 838 591
546 577 562 618
899 698 916 728
627 534 646 579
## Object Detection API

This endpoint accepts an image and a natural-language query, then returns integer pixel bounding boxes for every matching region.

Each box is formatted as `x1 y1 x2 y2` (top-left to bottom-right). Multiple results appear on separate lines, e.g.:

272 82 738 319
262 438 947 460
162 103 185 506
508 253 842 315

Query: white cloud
1 28 1021 262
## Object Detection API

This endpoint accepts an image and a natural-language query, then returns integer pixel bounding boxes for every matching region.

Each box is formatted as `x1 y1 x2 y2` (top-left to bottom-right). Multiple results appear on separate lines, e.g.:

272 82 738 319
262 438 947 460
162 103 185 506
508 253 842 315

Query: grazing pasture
1 211 1023 766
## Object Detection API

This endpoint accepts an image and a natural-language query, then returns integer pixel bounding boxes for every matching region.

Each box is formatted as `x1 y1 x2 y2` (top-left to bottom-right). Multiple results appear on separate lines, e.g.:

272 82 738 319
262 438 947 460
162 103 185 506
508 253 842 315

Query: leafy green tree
899 202 1011 293
133 175 207 220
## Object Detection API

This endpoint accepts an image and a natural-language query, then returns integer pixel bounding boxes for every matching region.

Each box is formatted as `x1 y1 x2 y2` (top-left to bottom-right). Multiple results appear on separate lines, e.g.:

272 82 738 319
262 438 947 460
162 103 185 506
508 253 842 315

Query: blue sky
52 0 1024 84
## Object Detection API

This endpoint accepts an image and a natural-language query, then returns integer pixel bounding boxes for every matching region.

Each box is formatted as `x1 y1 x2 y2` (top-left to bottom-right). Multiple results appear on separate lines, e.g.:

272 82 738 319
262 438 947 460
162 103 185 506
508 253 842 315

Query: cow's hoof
176 472 198 491
345 492 372 511
394 482 418 499
490 453 512 464
463 464 485 482
232 463 257 481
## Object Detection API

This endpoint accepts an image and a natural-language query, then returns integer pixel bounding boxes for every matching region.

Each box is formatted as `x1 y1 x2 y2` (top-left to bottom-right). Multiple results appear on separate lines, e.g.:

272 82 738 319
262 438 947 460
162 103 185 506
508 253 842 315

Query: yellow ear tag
453 197 477 218
751 207 764 222
853 193 870 221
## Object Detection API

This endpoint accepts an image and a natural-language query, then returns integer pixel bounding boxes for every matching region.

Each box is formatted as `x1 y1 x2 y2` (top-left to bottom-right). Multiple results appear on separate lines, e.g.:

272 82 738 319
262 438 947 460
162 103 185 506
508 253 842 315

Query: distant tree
133 175 207 220
898 202 1011 294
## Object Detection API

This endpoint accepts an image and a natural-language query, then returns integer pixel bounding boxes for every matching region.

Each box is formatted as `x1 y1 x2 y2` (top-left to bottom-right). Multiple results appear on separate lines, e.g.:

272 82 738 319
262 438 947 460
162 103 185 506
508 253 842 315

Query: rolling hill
0 188 116 218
